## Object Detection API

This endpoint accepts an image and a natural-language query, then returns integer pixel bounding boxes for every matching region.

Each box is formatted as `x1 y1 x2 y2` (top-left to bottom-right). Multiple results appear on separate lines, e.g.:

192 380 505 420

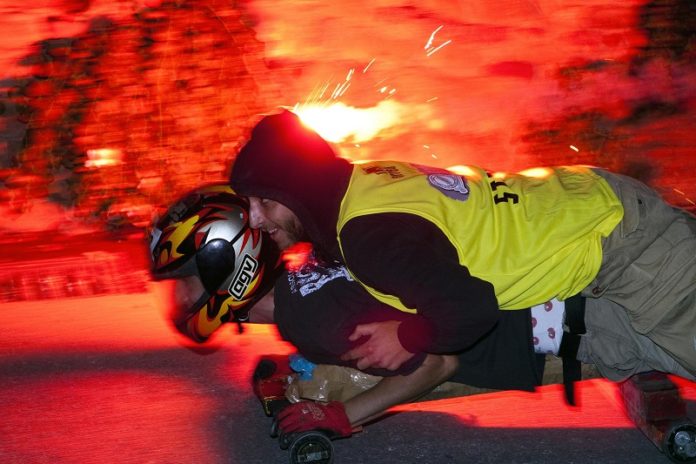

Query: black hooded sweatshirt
230 110 534 373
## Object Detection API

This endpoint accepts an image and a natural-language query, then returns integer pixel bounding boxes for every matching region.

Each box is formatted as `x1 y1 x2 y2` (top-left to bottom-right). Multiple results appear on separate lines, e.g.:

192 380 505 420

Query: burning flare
293 101 404 144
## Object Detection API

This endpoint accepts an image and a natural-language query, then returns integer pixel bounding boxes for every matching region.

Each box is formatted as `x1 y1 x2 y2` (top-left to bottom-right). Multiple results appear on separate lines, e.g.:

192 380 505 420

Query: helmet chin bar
168 280 213 341
168 273 259 340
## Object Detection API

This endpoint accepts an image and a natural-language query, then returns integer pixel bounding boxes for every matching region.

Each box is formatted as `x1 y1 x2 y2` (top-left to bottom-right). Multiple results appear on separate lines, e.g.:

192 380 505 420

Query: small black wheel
664 422 696 464
288 431 333 464
253 359 277 381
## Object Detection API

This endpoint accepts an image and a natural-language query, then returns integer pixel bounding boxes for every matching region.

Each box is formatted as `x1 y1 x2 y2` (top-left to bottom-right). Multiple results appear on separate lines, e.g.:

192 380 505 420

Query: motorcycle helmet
148 183 281 342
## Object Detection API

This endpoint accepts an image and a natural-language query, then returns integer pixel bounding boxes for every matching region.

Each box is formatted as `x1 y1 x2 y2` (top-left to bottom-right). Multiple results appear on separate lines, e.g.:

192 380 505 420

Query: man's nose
248 200 263 229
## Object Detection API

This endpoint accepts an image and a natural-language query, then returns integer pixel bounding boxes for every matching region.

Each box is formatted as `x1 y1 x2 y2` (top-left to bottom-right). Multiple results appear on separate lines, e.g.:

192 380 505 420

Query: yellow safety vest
337 161 623 312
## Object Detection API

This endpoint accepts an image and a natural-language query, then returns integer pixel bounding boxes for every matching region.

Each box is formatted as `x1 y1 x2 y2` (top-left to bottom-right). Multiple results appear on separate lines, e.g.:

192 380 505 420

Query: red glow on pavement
1 373 217 463
393 379 635 429
1 277 694 462
392 376 696 430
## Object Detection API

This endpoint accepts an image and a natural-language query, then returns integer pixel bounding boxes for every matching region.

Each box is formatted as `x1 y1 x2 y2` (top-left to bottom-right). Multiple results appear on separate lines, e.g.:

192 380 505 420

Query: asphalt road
2 282 694 463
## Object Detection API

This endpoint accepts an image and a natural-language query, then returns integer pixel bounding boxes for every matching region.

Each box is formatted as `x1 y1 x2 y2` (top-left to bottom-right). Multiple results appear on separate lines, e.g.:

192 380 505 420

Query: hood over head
230 110 352 258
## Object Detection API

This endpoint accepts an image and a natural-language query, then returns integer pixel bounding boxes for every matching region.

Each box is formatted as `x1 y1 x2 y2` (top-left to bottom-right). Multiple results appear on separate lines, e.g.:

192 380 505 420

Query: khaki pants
577 169 696 381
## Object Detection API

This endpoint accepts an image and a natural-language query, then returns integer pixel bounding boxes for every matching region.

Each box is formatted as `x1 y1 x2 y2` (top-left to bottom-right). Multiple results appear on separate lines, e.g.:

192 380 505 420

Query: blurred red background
0 0 693 238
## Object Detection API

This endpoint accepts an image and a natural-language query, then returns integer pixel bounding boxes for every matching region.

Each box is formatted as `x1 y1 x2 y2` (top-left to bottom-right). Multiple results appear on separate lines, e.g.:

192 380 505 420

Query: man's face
248 197 305 251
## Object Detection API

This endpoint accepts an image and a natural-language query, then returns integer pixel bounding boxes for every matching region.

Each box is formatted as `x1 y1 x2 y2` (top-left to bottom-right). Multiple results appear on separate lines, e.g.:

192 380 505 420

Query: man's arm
277 353 459 436
345 353 459 426
340 213 499 370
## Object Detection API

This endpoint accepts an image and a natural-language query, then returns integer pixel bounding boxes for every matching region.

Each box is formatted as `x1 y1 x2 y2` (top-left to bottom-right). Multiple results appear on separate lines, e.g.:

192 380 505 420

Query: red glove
277 401 353 438
252 356 294 417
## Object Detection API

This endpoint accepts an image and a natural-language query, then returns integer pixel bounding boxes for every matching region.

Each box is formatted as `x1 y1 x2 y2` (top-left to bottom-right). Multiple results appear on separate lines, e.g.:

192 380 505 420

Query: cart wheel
664 423 696 464
253 358 277 380
270 417 279 439
288 431 333 464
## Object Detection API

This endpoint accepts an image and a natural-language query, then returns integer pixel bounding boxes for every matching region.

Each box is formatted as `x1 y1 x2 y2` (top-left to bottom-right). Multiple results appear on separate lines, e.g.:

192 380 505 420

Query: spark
673 189 695 206
331 81 351 99
425 25 443 50
331 82 347 100
363 58 376 73
304 81 331 105
425 26 451 57
570 145 579 152
426 40 452 57
339 82 351 97
426 97 438 103
327 69 355 99
318 82 331 100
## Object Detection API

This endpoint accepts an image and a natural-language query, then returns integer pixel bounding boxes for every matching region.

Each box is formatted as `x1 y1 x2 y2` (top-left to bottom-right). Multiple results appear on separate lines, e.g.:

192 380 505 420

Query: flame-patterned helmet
148 184 280 342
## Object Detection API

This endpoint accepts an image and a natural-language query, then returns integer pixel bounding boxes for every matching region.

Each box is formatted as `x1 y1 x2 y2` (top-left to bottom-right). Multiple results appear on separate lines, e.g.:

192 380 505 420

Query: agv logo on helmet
229 254 259 300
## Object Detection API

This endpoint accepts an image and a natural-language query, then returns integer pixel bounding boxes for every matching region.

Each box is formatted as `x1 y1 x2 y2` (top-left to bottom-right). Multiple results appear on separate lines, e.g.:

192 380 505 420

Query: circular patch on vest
427 174 470 201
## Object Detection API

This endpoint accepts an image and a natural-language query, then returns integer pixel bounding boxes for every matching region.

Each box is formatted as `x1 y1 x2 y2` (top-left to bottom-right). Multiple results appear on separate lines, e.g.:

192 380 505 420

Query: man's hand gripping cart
253 356 335 464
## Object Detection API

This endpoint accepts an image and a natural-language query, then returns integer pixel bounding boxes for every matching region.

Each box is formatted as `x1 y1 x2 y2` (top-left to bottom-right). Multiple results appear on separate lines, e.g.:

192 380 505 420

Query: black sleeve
340 213 500 354
273 268 427 377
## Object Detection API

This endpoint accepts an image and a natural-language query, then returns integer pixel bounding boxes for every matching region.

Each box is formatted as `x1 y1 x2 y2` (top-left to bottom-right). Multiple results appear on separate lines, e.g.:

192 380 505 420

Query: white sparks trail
363 58 375 73
426 39 452 57
425 25 443 50
425 25 451 56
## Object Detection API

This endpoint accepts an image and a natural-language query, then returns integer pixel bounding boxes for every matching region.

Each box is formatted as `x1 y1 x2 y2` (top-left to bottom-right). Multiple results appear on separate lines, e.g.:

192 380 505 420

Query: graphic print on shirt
412 163 470 202
288 261 354 297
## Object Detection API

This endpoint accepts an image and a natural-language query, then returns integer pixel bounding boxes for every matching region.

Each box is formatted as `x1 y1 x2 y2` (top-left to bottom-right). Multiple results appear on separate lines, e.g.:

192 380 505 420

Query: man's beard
277 217 307 249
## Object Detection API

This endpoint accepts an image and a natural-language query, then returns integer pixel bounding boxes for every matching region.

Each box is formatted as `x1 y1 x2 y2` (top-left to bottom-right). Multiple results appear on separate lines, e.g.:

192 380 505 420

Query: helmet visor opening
162 274 211 324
